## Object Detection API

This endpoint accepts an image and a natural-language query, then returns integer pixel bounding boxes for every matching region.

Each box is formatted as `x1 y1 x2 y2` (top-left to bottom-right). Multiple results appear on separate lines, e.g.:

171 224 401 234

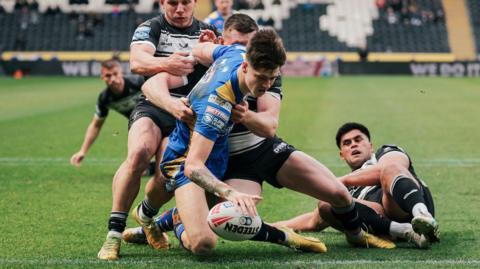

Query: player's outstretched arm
70 117 105 167
192 42 221 66
130 43 195 76
339 151 410 187
142 72 194 125
232 93 281 138
184 131 262 216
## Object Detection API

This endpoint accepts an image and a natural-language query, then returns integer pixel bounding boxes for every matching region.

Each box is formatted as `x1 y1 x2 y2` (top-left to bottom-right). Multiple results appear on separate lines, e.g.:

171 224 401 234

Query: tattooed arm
184 131 262 215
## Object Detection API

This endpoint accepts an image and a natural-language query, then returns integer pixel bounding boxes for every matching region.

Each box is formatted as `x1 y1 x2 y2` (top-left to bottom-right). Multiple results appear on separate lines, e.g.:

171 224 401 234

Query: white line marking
1 157 480 167
0 258 479 266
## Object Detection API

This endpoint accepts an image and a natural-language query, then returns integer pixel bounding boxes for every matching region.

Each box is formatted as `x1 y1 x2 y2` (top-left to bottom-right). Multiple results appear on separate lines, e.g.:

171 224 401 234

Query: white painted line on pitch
0 258 479 266
1 157 480 167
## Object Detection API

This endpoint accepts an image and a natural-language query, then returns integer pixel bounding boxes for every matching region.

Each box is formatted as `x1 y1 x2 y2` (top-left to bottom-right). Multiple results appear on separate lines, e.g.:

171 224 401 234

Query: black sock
108 211 128 233
355 203 391 236
250 222 286 244
141 199 159 218
391 176 425 216
331 201 362 231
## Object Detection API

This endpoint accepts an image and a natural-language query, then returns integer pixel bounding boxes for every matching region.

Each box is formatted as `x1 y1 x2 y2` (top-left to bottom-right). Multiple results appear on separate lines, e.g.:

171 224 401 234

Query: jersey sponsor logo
202 112 227 132
273 142 288 154
205 106 228 122
208 94 232 111
133 26 151 41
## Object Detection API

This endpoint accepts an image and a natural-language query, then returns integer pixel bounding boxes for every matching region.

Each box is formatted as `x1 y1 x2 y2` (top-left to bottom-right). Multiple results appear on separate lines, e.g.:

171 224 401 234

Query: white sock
389 222 412 239
107 231 122 239
138 206 153 224
412 203 431 218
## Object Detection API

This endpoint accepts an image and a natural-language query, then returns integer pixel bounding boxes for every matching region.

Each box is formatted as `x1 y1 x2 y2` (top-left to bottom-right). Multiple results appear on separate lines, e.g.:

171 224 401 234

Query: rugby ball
207 201 262 241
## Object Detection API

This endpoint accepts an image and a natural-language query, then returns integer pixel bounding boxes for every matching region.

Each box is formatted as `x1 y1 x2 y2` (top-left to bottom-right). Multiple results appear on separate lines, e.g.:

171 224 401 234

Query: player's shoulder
375 144 408 160
97 88 110 103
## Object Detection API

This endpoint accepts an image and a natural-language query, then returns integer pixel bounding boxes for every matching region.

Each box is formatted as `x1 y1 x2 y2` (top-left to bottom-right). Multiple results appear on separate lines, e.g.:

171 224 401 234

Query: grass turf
0 76 479 268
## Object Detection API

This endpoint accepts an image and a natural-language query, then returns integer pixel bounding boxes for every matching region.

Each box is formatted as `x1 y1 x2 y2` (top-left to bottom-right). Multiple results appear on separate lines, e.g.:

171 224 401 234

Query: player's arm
70 117 105 167
192 42 221 66
142 72 194 124
232 93 280 138
339 151 410 187
184 132 262 216
130 43 194 76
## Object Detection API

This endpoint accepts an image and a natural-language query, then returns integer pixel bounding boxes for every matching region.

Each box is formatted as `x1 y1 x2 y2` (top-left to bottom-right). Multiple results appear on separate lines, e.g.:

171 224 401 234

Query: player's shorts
128 99 176 136
160 146 227 192
223 136 296 188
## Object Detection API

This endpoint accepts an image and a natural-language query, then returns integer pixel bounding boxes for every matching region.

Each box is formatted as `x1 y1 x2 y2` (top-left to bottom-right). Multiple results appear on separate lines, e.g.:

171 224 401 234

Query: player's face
161 0 196 28
243 62 279 98
339 129 373 170
101 66 123 92
215 0 233 16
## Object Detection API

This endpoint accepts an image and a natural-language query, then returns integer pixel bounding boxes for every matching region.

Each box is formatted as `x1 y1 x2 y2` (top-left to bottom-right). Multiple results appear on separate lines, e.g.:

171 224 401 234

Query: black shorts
223 136 296 188
128 99 176 137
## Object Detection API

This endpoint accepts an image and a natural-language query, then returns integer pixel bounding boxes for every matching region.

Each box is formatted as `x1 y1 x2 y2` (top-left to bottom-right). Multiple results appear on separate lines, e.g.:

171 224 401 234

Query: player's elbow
130 60 142 74
256 120 278 138
184 159 202 180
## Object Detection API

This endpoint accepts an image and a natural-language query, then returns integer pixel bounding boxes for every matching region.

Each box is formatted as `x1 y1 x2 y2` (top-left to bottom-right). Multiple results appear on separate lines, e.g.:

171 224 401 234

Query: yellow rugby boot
97 232 121 260
279 226 327 253
346 231 396 249
122 227 148 245
131 203 169 250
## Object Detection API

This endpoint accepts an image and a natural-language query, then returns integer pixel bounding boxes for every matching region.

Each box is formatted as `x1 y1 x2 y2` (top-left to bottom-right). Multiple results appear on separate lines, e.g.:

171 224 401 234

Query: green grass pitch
0 76 479 269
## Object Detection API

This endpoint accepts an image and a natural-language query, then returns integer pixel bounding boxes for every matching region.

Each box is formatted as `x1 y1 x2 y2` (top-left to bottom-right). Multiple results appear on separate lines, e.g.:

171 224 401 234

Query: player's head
215 0 233 17
101 59 124 92
223 13 258 45
160 0 196 28
241 28 286 97
336 122 373 170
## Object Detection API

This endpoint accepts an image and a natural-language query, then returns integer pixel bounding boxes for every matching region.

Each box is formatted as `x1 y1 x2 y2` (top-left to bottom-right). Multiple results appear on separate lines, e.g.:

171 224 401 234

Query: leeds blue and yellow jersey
161 44 247 190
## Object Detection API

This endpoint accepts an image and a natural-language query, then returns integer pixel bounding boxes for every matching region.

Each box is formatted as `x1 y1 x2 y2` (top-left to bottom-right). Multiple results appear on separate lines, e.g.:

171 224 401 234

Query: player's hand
166 52 195 76
70 152 85 167
199 29 218 43
224 190 262 216
171 97 195 125
231 100 249 123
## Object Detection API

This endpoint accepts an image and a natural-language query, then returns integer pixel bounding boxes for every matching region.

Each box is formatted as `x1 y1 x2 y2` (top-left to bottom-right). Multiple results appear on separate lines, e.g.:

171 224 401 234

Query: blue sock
154 207 177 232
173 223 186 249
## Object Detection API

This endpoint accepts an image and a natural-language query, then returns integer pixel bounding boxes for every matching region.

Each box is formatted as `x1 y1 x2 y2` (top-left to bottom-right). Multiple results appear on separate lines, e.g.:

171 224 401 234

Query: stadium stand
467 0 480 53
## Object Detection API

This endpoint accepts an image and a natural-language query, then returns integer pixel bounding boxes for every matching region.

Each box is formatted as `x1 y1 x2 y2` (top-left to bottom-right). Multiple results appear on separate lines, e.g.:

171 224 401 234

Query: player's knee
126 146 151 171
380 163 406 184
189 235 216 255
318 201 332 219
328 187 352 208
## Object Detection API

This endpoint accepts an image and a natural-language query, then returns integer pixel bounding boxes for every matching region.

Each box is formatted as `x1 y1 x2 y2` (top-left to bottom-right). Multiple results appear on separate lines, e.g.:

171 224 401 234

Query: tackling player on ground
274 122 439 247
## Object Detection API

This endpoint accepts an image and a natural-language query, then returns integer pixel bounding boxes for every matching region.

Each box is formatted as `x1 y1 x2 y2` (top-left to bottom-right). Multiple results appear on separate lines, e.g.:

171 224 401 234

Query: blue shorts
160 146 228 192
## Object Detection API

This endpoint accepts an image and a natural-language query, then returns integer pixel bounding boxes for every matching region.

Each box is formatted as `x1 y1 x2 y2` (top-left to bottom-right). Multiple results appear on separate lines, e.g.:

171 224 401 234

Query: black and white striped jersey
228 76 283 156
131 14 218 98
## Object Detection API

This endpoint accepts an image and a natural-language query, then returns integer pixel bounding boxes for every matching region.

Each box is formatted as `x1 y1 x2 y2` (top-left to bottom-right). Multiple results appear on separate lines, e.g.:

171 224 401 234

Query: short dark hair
101 58 120 69
224 13 258 34
335 122 371 148
246 28 286 70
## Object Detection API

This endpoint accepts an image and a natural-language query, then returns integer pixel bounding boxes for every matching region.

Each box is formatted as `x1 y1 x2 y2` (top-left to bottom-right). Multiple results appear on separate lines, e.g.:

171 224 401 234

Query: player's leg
276 151 395 249
174 183 217 254
272 208 329 232
380 163 438 242
98 117 161 260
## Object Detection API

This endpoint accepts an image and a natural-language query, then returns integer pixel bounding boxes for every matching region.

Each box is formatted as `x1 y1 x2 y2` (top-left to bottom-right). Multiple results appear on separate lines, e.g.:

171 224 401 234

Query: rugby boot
404 229 429 249
279 226 327 253
131 203 169 250
346 231 396 249
122 227 147 245
98 232 121 260
412 214 439 243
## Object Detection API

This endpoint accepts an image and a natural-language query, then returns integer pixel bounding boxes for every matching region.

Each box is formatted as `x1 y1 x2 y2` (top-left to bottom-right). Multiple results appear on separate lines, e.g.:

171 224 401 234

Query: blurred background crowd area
0 0 478 62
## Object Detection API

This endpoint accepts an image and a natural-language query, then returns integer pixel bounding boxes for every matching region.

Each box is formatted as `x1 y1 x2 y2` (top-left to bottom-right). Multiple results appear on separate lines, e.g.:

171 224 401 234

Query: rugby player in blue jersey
128 14 394 254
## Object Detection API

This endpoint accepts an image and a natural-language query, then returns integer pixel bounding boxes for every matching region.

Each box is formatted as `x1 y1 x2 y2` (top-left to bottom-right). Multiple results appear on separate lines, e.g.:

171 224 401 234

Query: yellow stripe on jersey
216 81 236 105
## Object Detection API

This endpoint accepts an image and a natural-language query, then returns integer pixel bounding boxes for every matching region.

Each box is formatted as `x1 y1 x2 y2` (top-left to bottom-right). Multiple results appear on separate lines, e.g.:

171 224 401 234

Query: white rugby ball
207 201 262 241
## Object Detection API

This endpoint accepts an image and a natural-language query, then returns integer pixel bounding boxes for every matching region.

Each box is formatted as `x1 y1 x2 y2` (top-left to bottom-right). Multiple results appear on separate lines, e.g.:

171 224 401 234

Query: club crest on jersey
208 94 232 111
133 26 150 40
